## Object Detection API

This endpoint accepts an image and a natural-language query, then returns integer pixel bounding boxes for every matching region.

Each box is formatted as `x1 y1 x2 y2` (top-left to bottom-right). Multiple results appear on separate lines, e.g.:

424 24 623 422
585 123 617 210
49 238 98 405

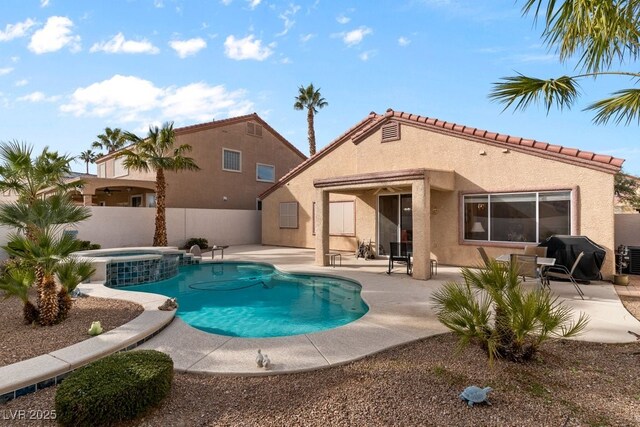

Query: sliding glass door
378 194 412 256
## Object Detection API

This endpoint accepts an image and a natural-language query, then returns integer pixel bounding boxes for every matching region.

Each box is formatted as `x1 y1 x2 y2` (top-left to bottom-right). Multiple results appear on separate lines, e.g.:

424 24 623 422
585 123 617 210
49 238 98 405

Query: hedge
55 350 173 426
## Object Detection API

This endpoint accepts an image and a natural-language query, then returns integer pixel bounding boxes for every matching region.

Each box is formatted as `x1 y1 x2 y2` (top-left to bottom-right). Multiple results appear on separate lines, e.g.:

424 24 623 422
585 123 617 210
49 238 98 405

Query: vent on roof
381 122 400 142
247 122 263 138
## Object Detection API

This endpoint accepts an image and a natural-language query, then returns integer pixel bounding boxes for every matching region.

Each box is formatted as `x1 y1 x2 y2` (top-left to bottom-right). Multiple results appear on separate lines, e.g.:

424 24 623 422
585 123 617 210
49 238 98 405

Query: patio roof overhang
313 168 455 193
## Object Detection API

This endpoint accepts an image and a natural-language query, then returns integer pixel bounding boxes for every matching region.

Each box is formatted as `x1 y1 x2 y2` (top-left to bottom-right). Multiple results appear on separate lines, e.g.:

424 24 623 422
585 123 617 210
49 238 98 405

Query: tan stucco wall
96 120 305 210
262 122 617 276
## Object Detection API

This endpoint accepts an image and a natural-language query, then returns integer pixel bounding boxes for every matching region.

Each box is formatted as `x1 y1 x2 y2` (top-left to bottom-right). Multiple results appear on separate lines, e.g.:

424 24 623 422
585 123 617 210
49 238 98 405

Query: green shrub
185 237 208 249
55 350 173 426
77 240 101 251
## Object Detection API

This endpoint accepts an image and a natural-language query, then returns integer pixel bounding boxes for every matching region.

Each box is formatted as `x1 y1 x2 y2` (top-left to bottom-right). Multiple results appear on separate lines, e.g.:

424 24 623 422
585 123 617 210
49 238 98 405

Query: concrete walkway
136 245 640 376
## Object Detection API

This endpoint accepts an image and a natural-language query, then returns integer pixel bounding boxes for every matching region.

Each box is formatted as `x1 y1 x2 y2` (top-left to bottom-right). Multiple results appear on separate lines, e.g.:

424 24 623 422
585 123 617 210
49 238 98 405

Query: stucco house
69 114 306 209
260 109 624 280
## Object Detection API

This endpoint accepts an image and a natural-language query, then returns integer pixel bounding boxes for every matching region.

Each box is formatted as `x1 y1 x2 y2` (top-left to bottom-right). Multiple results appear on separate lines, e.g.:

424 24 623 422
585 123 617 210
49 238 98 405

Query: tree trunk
22 300 39 325
56 288 74 322
38 275 59 326
153 168 168 246
307 108 316 156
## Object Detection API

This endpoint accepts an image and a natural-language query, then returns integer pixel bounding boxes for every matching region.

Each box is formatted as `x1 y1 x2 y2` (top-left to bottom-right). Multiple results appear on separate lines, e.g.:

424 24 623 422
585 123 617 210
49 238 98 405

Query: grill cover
539 235 606 282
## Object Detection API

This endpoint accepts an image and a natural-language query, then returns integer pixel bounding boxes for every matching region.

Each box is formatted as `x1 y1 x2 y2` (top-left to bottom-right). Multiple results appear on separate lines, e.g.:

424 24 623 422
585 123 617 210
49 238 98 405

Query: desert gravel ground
2 278 640 426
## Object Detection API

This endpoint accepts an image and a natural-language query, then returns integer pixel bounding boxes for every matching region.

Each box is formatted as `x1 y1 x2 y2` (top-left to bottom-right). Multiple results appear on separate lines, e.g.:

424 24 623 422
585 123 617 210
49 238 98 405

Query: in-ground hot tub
72 247 199 287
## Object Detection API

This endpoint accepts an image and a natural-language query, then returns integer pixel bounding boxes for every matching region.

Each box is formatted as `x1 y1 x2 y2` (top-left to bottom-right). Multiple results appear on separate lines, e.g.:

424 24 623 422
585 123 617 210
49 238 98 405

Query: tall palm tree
92 127 129 154
294 83 328 156
490 1 640 125
79 149 98 174
119 122 200 246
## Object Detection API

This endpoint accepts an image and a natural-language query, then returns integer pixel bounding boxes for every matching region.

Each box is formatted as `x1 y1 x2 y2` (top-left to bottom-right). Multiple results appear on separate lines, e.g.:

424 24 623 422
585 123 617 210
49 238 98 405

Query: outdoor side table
325 253 342 267
211 245 229 259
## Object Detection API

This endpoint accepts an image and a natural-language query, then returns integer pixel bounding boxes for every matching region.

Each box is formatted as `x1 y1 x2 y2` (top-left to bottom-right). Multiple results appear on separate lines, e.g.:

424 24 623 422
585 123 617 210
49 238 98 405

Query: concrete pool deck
136 245 640 375
2 244 639 399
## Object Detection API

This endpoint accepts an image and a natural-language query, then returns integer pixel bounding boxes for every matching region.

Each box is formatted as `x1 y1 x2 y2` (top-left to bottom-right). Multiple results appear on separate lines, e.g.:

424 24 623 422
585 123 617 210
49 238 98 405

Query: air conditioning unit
629 246 640 275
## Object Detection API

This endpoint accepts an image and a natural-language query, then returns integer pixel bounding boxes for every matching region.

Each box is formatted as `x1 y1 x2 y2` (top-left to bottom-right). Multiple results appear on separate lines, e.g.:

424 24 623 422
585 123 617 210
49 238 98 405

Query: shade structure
539 235 606 282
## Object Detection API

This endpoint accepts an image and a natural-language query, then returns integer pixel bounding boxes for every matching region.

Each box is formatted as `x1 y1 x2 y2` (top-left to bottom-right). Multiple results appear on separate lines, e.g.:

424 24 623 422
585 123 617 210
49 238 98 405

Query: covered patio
313 169 455 280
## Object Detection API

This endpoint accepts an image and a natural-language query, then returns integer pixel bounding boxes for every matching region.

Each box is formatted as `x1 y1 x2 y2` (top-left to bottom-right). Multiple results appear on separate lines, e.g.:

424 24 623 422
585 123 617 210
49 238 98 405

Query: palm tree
92 127 129 154
119 122 200 246
78 149 98 174
431 260 589 363
294 83 328 156
490 1 640 125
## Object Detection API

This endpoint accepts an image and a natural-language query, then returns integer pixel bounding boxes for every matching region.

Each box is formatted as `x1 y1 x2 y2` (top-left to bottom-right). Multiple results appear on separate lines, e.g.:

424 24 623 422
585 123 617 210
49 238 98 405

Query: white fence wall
615 213 640 247
72 207 261 248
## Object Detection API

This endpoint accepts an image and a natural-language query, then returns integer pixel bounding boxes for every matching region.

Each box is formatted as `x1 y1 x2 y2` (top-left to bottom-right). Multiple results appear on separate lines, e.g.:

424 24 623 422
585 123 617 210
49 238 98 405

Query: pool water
123 262 368 337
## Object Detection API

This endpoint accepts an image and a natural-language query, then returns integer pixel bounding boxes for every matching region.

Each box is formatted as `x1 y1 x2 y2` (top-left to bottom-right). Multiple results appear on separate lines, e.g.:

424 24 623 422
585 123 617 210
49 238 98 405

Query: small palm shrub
55 350 173 426
431 260 589 363
185 237 208 250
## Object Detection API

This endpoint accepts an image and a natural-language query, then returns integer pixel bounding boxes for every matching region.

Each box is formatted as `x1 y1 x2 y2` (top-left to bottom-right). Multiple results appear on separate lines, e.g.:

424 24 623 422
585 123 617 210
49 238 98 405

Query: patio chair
510 254 539 283
477 247 491 267
543 251 585 300
387 241 412 275
524 245 547 257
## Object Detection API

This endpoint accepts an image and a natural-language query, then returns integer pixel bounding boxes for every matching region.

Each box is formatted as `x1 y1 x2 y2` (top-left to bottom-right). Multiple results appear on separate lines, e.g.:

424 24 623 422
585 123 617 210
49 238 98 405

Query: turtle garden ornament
459 386 492 407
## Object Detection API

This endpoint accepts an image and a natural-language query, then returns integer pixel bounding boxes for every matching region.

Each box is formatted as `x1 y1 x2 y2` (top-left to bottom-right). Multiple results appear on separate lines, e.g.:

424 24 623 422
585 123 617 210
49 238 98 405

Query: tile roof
96 113 306 163
260 109 624 200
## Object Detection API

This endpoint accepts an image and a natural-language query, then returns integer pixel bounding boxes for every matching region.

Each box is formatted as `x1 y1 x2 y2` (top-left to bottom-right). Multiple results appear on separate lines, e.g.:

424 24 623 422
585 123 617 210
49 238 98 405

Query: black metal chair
387 242 412 275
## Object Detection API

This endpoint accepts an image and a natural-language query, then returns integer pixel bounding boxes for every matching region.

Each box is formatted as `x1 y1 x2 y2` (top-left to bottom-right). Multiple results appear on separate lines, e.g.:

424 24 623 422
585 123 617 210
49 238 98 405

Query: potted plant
614 245 630 286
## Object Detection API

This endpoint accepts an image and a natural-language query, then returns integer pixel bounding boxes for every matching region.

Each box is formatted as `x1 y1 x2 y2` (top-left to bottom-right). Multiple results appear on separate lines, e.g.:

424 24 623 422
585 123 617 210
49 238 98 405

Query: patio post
82 194 93 206
411 177 431 280
315 188 330 266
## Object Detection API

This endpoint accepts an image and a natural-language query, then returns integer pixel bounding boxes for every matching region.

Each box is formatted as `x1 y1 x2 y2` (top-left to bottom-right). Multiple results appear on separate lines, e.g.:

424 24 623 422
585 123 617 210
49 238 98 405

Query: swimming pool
122 262 368 338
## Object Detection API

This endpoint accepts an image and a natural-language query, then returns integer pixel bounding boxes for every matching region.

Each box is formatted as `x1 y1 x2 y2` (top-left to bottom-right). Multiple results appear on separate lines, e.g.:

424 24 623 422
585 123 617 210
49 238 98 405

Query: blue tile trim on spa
106 252 199 288
0 320 173 404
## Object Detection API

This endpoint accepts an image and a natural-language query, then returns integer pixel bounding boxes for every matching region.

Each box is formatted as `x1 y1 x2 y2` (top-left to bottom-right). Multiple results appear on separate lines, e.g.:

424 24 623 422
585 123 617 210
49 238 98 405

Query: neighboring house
69 114 306 209
260 109 623 280
615 173 640 213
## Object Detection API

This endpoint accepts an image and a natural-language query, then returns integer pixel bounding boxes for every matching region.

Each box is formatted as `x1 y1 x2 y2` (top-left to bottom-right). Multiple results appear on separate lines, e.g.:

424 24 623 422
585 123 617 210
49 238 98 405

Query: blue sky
1 0 638 175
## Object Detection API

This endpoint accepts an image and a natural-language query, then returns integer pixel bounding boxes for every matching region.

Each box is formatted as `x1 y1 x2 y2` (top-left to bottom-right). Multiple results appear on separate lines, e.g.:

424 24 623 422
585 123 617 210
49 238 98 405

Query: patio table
211 245 229 259
496 254 556 287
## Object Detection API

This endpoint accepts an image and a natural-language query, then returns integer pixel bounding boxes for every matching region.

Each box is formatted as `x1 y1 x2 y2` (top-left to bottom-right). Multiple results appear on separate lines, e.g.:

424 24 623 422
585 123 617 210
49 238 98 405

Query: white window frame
113 157 128 178
329 200 356 236
97 163 106 178
146 193 156 208
279 202 298 229
462 190 572 244
222 148 242 172
256 163 275 183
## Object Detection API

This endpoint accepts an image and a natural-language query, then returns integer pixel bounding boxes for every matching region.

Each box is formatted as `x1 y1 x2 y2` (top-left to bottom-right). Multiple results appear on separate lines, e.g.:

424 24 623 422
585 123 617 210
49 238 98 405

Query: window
247 122 263 137
279 202 298 228
97 163 106 178
381 122 400 142
113 157 128 177
256 163 275 182
130 195 143 207
312 201 356 236
146 193 156 208
330 201 355 235
222 149 241 172
463 191 571 244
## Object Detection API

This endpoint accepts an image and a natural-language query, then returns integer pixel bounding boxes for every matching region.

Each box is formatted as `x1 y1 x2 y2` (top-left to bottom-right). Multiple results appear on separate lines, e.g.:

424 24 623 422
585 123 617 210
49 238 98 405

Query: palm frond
56 259 95 293
490 73 580 113
586 88 640 125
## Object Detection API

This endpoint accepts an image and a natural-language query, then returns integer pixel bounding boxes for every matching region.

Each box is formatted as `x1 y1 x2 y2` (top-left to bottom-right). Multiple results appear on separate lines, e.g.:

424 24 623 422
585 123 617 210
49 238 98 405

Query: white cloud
336 14 350 24
90 33 159 54
276 4 301 36
300 33 315 43
60 74 254 126
248 0 261 9
359 50 376 61
224 35 273 61
15 79 28 86
17 91 59 102
154 0 164 7
40 0 50 7
342 26 372 46
221 0 232 5
0 67 13 76
398 36 410 46
28 16 80 54
169 38 207 58
0 18 36 42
